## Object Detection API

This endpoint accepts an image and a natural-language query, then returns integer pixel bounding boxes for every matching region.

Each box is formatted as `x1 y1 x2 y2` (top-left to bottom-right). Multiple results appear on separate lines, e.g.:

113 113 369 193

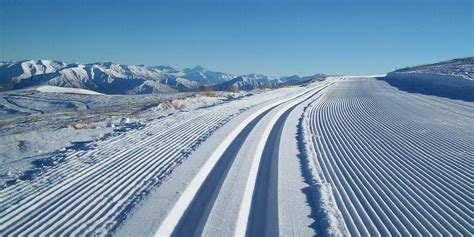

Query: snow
1 61 472 236
302 77 473 235
385 71 473 88
1 83 310 235
35 85 104 95
114 84 328 236
393 57 473 79
385 57 474 88
0 127 112 183
0 88 245 187
296 80 350 236
155 85 320 236
1 59 325 94
235 85 328 236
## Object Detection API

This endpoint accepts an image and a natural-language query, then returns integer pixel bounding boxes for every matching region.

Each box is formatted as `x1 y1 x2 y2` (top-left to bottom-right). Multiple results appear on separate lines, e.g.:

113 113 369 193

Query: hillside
0 60 201 94
383 57 474 100
0 60 324 94
391 57 473 79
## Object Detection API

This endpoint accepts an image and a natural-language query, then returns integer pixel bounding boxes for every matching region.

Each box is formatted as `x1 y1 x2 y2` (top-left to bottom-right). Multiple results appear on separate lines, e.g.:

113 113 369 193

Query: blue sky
1 0 472 75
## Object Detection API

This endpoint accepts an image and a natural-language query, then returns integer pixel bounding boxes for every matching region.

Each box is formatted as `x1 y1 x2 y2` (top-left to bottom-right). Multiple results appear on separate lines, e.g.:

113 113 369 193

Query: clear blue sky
0 0 472 75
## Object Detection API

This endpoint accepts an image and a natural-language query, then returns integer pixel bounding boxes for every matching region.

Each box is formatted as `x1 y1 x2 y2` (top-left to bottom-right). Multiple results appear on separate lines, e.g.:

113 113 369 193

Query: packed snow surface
0 75 472 236
0 88 247 185
0 83 319 235
303 77 473 236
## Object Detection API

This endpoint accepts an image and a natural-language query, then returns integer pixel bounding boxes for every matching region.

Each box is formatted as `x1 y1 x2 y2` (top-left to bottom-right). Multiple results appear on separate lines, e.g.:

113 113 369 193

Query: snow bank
385 71 474 88
385 57 474 89
35 85 104 95
383 58 474 101
299 103 349 236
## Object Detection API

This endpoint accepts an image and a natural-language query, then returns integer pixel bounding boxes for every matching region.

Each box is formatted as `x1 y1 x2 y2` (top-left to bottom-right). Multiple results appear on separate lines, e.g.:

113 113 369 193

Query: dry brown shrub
203 86 216 97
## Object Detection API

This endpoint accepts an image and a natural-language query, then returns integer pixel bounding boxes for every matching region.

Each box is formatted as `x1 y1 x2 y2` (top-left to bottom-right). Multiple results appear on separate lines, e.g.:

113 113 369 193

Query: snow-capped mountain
211 74 325 91
0 60 67 86
0 60 202 94
179 65 235 85
0 59 325 94
212 76 267 91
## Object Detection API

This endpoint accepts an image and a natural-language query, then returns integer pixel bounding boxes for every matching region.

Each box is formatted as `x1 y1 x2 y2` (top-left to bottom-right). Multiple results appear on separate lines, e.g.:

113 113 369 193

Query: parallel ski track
246 87 327 236
0 105 246 235
306 78 473 236
171 106 274 236
167 83 332 236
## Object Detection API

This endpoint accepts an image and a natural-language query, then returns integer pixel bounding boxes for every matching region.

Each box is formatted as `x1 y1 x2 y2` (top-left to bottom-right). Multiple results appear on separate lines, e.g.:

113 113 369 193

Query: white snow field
1 76 472 236
302 77 473 236
0 80 333 235
35 85 105 95
0 88 243 184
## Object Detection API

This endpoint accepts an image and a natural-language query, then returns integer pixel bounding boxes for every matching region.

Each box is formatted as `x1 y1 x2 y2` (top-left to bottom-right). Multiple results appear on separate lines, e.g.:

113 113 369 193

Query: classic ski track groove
1 77 471 236
156 82 333 236
246 88 328 236
238 86 330 236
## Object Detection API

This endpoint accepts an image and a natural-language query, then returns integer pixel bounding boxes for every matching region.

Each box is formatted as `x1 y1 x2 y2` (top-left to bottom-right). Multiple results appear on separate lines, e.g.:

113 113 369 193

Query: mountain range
0 60 324 94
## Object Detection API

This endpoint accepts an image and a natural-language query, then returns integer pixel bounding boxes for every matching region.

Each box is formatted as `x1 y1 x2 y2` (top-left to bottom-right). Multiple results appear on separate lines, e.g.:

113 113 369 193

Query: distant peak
94 61 115 67
192 65 205 72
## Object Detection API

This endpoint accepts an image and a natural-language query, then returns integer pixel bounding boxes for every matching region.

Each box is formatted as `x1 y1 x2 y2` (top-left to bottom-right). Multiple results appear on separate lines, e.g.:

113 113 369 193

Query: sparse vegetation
229 85 239 93
203 86 216 97
69 109 97 129
264 83 274 90
170 99 185 110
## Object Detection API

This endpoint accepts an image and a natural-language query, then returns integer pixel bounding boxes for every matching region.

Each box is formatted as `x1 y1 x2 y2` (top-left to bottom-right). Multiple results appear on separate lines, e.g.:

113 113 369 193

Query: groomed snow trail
2 76 471 236
0 109 243 236
0 87 312 235
156 81 335 236
304 77 473 236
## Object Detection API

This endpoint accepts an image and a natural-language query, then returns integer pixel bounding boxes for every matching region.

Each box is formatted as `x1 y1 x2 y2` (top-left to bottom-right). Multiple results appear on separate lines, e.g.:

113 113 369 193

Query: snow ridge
385 57 474 88
297 85 350 236
0 60 324 94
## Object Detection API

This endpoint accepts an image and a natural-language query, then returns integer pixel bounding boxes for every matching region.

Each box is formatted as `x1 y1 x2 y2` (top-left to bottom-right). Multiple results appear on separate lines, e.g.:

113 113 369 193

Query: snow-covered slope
212 74 326 91
180 65 235 85
1 75 471 236
212 76 268 91
0 60 199 94
35 85 104 95
0 60 67 87
385 57 474 88
0 60 325 94
0 83 325 236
